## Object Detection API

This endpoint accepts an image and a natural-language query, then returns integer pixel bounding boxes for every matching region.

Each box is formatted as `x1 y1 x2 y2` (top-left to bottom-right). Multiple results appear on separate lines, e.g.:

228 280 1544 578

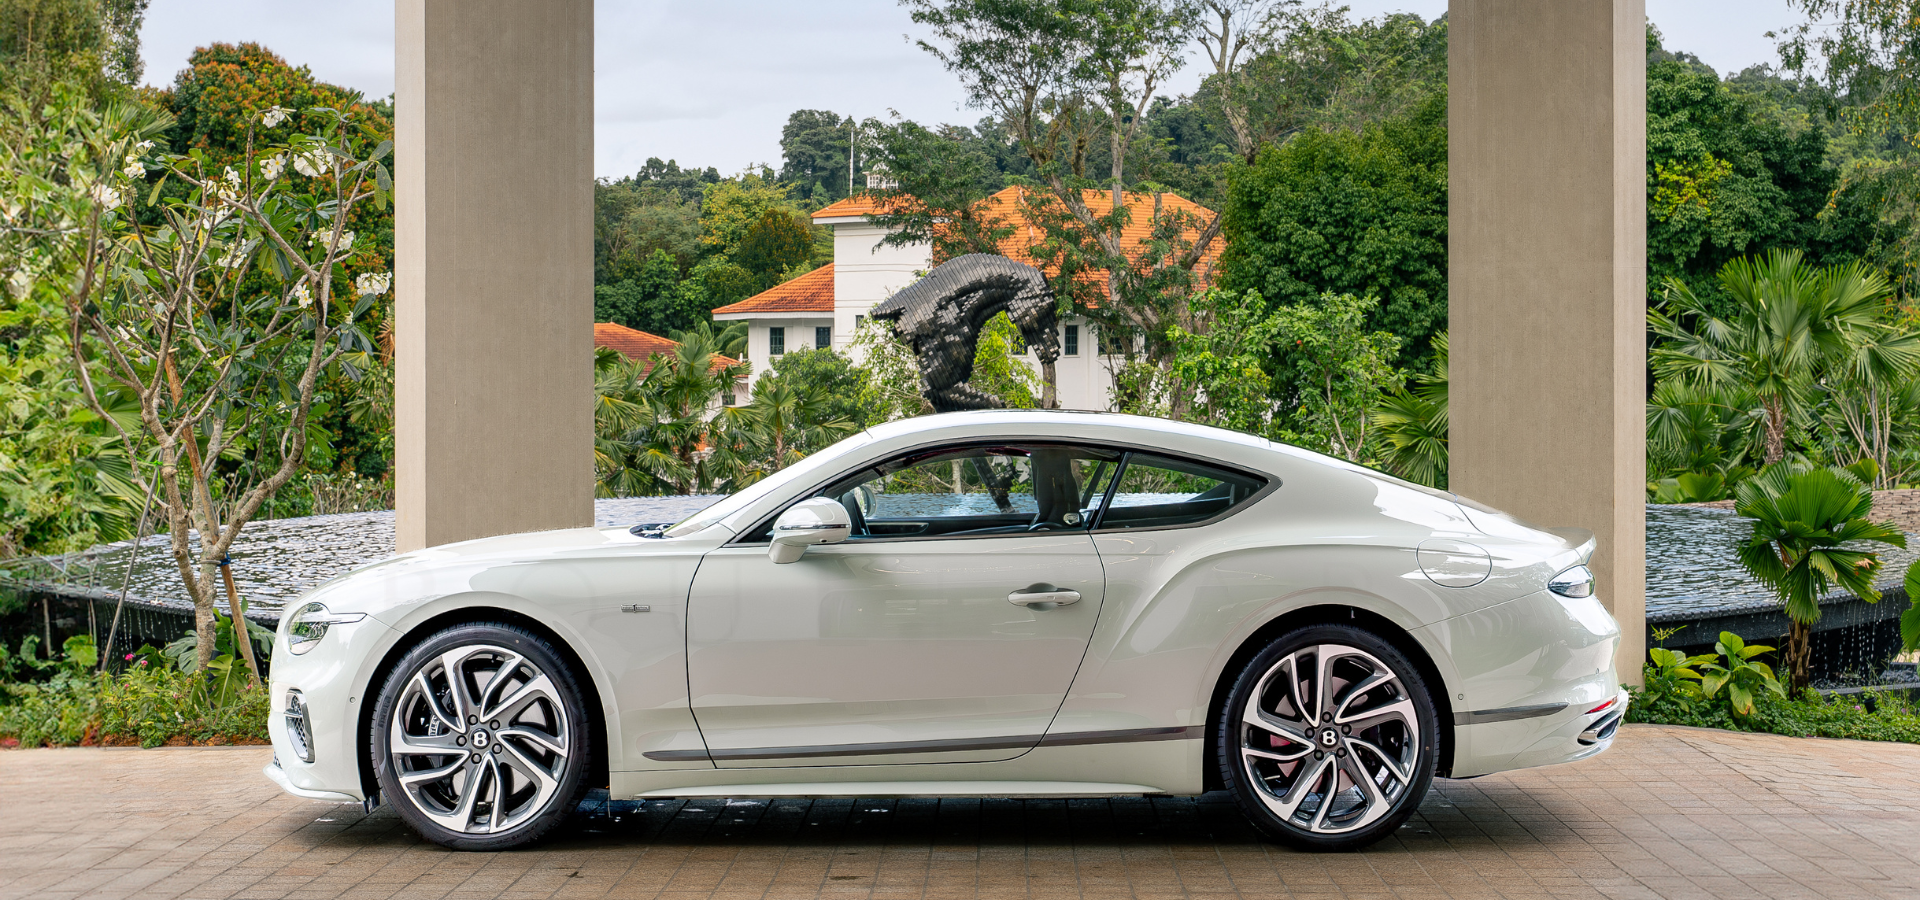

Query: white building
714 186 1220 412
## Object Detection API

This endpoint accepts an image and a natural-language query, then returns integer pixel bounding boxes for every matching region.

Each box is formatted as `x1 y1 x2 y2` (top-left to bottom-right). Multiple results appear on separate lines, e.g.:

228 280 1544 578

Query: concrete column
1449 0 1647 678
394 0 594 551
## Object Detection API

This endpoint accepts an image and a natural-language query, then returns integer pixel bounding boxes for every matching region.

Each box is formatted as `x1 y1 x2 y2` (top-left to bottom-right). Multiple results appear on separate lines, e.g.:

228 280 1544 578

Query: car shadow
298 785 1592 856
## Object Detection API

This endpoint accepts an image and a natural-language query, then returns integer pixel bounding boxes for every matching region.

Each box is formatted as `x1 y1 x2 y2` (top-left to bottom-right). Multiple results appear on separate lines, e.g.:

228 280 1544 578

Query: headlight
286 602 365 655
1547 564 1594 598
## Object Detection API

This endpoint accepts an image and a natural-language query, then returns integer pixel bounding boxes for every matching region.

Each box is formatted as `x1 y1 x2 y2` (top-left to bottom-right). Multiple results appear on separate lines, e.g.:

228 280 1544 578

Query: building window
816 326 831 350
1063 324 1079 356
769 327 785 356
724 388 736 406
855 315 865 330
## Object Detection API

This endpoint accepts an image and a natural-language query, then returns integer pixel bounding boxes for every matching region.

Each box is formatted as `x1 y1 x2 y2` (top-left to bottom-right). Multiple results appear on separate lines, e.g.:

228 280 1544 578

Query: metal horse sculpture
870 254 1060 412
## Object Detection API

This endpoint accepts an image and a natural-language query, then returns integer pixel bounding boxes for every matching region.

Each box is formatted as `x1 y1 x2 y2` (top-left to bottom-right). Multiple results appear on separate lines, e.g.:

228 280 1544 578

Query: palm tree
1371 332 1448 488
745 377 858 471
591 332 751 496
1820 317 1920 488
1734 462 1905 694
1651 250 1903 466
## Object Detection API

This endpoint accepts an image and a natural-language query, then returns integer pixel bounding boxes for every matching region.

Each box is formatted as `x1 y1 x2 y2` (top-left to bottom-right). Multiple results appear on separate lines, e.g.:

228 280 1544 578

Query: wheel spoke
413 671 465 735
1243 691 1314 745
391 728 462 757
1242 744 1312 763
1313 645 1339 724
396 755 465 787
484 672 558 724
421 757 486 832
1347 736 1411 786
1339 696 1416 731
486 756 508 833
501 724 567 756
476 652 528 717
1335 753 1390 830
1333 670 1394 721
1262 752 1332 822
437 648 480 725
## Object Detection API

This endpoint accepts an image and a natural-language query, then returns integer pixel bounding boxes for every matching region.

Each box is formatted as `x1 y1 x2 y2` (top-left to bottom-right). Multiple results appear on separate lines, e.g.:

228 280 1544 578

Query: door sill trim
644 725 1204 763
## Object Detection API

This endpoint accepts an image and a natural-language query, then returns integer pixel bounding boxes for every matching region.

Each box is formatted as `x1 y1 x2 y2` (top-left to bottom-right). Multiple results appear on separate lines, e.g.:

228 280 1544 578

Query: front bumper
264 613 395 802
264 756 360 802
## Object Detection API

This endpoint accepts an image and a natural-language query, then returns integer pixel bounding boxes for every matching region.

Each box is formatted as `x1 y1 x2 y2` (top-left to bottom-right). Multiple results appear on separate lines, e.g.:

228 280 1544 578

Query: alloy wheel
1236 642 1422 836
387 644 571 835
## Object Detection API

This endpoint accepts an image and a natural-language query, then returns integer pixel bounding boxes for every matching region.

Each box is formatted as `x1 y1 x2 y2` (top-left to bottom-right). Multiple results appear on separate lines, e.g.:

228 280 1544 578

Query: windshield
662 431 874 537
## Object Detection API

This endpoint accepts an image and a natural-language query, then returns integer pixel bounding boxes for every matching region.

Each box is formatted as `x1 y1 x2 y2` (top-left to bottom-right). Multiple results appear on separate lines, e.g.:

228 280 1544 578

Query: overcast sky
139 1 1804 179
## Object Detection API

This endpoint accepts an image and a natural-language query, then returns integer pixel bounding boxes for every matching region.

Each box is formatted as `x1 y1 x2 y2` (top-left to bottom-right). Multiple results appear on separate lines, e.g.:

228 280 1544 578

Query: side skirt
610 735 1206 800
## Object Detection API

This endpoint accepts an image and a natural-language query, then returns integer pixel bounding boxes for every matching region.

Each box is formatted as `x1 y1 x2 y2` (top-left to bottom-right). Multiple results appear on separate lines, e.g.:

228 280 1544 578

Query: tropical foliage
1734 461 1905 692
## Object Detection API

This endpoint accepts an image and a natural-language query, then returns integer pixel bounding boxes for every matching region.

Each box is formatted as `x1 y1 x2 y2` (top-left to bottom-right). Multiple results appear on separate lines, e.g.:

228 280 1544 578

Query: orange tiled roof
711 263 835 316
811 187 1221 299
977 187 1222 294
593 322 741 373
812 195 907 220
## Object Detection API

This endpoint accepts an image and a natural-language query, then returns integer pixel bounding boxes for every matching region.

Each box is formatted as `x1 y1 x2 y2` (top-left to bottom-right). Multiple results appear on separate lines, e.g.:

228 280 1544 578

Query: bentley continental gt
264 410 1626 851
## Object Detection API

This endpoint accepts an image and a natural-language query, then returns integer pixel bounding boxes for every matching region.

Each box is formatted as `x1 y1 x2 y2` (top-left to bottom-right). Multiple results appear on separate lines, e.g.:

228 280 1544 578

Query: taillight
1587 697 1618 715
1548 565 1595 598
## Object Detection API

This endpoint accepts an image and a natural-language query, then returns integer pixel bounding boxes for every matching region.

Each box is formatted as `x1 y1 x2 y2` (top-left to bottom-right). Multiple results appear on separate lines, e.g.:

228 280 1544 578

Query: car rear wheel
370 623 591 850
1216 623 1438 851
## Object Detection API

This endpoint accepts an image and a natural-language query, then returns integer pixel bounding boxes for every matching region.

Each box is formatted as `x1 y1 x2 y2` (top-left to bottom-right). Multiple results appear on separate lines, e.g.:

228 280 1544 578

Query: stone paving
1 724 1915 900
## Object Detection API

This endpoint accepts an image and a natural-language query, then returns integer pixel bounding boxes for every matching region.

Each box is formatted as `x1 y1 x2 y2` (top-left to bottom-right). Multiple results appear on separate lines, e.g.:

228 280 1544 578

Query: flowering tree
50 100 390 676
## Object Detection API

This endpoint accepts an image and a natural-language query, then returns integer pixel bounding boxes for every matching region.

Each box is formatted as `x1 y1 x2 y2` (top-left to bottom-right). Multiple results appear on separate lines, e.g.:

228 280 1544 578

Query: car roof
864 408 1263 443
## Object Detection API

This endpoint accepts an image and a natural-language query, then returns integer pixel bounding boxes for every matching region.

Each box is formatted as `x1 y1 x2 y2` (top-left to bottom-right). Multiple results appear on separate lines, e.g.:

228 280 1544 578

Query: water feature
0 497 719 619
5 498 1913 685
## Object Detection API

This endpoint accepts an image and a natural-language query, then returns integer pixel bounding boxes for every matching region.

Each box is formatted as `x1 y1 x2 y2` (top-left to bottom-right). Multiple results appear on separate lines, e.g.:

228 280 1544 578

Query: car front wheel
370 623 592 850
1217 623 1438 851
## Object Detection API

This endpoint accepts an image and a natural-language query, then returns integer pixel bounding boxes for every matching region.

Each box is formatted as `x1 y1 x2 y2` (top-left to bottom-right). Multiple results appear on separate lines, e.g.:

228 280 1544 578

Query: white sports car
265 410 1625 851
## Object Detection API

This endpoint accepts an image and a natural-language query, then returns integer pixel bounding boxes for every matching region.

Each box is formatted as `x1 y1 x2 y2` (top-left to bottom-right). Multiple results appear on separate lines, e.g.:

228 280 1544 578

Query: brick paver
1 724 1915 899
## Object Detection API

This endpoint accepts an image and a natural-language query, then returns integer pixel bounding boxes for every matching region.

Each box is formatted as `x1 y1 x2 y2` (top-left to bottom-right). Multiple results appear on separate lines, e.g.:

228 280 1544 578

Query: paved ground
1 724 1915 900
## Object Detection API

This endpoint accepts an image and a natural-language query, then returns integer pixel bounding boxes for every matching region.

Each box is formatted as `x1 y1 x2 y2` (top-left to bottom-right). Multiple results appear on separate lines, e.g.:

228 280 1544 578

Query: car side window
1096 453 1266 531
746 443 1123 542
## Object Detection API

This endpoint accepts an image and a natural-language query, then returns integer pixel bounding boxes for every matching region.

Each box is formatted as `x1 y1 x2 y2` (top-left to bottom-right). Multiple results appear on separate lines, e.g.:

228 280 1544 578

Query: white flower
122 157 144 179
354 271 392 297
259 154 286 180
89 183 123 210
212 166 245 204
7 270 31 299
291 282 313 308
292 150 326 178
262 106 290 127
214 242 251 269
310 227 355 251
134 139 154 154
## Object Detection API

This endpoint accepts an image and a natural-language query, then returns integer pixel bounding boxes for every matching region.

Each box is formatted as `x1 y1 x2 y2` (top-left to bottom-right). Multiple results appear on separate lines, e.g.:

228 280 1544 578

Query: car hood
288 525 699 618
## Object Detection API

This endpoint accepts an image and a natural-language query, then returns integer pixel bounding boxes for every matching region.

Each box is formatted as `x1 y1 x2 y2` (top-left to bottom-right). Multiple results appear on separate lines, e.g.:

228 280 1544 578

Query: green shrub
0 634 269 748
1628 638 1920 743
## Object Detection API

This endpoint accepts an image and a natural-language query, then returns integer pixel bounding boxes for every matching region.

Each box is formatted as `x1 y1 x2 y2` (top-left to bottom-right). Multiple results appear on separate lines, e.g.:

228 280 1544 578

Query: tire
1215 623 1438 851
370 623 593 851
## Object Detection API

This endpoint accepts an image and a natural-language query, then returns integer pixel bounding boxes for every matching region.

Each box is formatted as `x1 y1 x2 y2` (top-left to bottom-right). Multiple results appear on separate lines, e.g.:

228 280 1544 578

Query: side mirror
768 497 852 564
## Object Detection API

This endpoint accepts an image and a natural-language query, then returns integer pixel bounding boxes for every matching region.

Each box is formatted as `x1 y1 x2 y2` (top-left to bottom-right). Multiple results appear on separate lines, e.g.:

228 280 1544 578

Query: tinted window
1096 453 1266 530
750 444 1122 542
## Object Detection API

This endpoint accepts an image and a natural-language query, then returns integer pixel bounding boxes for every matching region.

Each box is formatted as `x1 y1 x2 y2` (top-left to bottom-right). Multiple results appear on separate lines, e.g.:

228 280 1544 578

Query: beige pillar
394 0 594 551
1449 0 1647 679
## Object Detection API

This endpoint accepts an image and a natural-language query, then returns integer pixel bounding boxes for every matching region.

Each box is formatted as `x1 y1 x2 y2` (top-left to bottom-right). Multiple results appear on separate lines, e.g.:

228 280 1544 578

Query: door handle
1008 588 1081 608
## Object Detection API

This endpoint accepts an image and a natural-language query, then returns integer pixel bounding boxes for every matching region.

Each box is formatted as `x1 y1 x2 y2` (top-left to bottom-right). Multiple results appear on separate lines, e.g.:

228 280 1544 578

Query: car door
683 443 1120 767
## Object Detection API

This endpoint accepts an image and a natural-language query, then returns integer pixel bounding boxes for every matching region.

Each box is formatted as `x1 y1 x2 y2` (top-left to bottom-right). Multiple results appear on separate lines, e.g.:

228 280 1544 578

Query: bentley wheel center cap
1319 729 1338 748
471 729 490 748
